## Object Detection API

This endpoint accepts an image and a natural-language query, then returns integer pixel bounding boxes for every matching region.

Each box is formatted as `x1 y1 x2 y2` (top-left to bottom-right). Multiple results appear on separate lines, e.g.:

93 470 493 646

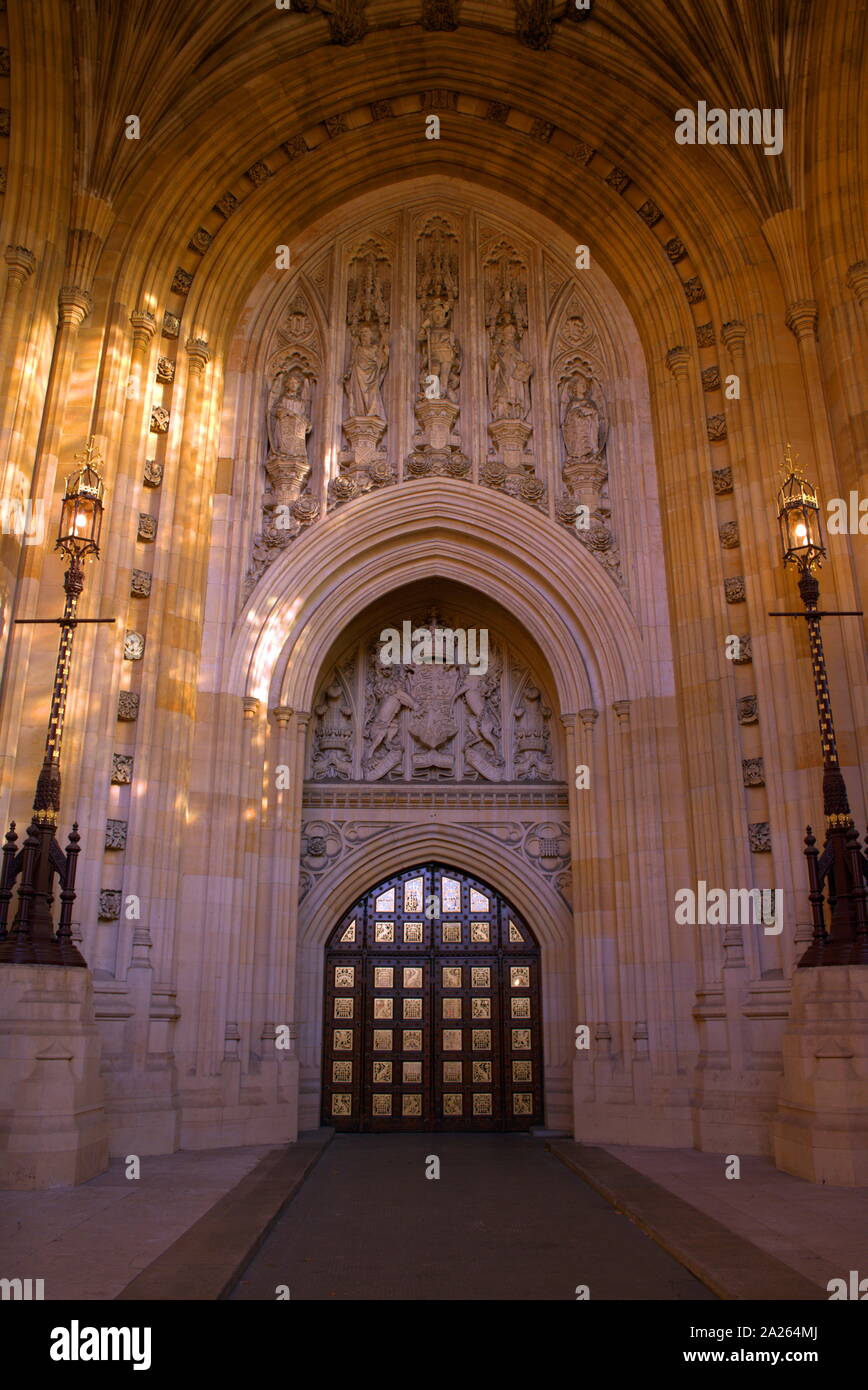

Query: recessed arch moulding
169 176 704 1150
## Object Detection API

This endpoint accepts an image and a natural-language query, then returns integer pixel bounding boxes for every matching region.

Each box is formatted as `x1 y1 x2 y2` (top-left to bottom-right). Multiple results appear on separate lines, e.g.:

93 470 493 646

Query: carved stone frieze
297 816 571 903
306 614 560 784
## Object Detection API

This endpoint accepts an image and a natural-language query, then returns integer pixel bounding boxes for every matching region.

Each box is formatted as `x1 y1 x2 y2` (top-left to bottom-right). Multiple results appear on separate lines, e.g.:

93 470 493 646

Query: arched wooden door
321 863 543 1131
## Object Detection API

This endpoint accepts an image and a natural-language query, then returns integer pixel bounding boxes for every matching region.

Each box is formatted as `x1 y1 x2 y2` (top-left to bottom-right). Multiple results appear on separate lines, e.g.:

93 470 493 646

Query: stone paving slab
600 1143 868 1293
0 1143 276 1301
548 1141 829 1301
116 1130 332 1300
230 1133 717 1300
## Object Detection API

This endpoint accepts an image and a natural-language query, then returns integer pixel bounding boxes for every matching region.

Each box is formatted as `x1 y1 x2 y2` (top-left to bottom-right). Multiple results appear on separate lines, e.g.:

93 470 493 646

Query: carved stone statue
487 314 533 422
342 320 389 421
311 679 354 780
418 298 461 402
514 681 553 781
267 366 312 461
560 369 605 461
364 664 416 780
455 662 503 781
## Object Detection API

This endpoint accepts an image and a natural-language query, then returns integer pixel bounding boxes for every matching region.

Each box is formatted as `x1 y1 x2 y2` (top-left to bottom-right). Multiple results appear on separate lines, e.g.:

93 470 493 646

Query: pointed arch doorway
322 863 543 1132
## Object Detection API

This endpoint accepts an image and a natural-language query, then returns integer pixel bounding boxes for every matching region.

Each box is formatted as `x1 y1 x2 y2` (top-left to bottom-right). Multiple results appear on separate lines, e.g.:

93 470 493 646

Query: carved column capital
577 707 599 733
784 299 819 341
272 705 294 728
242 696 261 722
665 345 691 381
612 699 631 726
846 260 868 307
5 244 36 285
185 336 210 374
130 309 157 348
57 285 93 328
720 319 747 356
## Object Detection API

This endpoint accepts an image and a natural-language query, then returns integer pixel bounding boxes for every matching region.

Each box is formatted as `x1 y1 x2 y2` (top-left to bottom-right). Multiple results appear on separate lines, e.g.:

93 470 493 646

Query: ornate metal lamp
0 440 111 966
770 444 868 965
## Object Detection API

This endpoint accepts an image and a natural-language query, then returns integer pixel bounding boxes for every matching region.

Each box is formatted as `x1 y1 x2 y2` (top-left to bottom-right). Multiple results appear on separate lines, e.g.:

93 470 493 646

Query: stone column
0 287 92 816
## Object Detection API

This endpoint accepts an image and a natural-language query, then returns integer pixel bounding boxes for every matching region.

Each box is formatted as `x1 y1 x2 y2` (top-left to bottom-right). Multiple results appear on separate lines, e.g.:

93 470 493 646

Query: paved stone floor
0 1145 274 1300
230 1134 717 1300
602 1144 868 1291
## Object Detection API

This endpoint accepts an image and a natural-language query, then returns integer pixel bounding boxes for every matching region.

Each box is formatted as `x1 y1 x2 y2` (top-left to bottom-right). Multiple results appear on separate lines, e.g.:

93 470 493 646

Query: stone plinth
415 397 459 450
0 964 109 1188
487 417 532 471
773 966 868 1186
340 414 386 469
265 454 309 507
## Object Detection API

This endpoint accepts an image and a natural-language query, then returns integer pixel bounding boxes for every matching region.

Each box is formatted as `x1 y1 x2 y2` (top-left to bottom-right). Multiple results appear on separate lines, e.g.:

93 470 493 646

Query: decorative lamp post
771 444 868 966
0 439 111 967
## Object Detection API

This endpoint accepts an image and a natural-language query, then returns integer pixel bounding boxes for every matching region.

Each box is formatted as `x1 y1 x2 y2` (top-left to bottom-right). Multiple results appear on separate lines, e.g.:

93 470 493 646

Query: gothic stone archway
322 863 543 1131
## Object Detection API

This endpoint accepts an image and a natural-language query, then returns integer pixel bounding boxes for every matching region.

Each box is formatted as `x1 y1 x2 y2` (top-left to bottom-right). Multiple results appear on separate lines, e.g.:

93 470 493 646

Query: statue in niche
487 312 533 422
342 320 389 420
311 678 354 780
514 681 553 781
267 366 312 461
560 368 606 461
418 298 461 402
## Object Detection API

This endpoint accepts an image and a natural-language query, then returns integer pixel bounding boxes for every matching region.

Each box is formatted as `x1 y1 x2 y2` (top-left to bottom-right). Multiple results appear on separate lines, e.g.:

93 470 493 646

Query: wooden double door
321 864 543 1131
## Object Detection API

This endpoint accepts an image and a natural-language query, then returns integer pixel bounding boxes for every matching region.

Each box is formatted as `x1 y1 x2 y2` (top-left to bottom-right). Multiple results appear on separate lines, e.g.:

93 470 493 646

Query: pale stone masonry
0 1 865 1185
